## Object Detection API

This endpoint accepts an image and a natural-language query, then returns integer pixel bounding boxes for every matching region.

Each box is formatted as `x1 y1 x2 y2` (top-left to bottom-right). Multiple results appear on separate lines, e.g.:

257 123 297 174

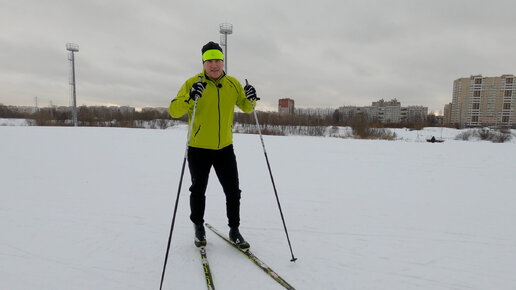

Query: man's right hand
188 80 207 102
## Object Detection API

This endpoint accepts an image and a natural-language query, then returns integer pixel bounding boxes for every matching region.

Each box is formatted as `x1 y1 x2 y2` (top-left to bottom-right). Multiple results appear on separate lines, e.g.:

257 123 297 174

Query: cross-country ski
199 247 215 290
206 223 296 290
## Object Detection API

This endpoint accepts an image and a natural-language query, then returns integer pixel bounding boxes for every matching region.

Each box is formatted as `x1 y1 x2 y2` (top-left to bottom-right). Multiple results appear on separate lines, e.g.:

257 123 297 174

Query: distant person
169 41 258 250
430 136 436 143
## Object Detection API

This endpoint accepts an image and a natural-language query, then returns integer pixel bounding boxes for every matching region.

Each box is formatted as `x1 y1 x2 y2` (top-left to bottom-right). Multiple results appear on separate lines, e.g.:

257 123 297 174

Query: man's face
203 59 224 80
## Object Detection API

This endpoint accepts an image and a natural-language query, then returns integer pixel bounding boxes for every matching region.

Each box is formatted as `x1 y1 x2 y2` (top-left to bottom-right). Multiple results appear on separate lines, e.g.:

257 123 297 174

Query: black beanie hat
201 41 223 54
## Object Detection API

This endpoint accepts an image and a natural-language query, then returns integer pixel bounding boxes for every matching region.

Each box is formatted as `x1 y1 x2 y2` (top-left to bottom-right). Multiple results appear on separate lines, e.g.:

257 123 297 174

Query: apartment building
449 74 515 127
338 99 428 124
278 98 295 115
338 105 377 120
405 106 428 123
373 99 402 123
443 103 452 125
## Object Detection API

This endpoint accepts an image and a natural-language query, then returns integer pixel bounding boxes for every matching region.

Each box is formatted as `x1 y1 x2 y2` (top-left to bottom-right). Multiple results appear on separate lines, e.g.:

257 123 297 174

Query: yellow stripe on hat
202 49 224 62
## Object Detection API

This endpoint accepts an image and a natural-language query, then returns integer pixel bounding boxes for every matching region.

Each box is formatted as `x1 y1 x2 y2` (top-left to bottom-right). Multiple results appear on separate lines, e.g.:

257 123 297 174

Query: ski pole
160 76 203 290
246 79 297 263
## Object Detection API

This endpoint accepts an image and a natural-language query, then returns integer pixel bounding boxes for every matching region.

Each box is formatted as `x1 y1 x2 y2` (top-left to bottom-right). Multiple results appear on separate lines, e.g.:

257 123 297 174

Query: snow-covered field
1 124 515 290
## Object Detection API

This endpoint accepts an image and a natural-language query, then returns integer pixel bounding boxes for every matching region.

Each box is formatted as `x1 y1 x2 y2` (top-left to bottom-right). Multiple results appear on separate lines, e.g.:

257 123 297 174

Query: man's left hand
244 83 259 101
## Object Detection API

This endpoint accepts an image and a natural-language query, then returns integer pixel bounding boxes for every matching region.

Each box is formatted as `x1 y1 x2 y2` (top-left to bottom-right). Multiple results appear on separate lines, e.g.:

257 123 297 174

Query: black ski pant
187 144 242 228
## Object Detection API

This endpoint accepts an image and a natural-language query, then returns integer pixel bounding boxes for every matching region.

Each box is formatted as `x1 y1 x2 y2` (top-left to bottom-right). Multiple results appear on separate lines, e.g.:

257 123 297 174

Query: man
169 41 258 250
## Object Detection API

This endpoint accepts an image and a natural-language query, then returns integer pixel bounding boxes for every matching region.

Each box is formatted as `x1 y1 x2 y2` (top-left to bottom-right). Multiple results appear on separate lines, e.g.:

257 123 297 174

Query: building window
471 116 479 122
472 103 480 110
502 116 509 123
473 90 481 97
504 90 512 97
507 78 513 84
503 103 511 110
475 79 482 84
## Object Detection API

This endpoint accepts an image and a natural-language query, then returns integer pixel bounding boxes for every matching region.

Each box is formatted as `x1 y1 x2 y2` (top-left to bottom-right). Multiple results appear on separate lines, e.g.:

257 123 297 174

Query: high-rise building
278 98 295 115
450 74 515 127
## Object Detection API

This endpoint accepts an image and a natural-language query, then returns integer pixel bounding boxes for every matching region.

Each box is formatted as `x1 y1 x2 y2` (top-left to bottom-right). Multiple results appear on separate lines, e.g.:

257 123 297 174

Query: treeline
0 104 186 128
1 104 440 134
233 111 398 139
0 104 27 118
234 110 441 130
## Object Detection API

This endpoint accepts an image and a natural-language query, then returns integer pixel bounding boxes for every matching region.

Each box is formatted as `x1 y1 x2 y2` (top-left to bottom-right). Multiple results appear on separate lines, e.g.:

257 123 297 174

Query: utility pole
219 23 233 73
66 43 79 127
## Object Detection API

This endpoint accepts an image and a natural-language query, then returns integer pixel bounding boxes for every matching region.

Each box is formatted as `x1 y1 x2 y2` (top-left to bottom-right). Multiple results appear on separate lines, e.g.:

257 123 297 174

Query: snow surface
1 125 515 290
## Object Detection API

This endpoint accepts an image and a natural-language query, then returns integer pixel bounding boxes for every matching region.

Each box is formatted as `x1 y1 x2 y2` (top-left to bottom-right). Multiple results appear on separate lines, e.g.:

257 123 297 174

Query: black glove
188 79 207 102
244 79 260 101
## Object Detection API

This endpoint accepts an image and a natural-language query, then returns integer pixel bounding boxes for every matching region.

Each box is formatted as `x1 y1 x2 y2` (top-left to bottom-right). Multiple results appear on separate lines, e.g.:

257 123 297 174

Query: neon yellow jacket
169 71 255 150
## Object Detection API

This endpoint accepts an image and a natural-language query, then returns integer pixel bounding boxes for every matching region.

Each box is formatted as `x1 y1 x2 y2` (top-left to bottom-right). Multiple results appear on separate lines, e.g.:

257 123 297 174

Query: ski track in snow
1 125 515 290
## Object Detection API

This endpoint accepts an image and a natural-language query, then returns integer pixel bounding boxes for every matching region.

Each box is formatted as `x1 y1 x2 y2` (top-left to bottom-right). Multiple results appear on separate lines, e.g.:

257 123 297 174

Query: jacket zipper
217 85 221 149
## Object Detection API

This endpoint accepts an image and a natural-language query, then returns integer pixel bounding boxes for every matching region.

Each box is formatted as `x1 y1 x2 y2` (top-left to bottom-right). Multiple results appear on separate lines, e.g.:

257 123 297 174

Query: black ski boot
229 227 250 250
194 224 207 248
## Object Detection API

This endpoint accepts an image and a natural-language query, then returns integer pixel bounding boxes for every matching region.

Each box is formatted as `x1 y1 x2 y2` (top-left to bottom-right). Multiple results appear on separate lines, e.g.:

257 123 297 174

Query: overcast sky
1 0 515 113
